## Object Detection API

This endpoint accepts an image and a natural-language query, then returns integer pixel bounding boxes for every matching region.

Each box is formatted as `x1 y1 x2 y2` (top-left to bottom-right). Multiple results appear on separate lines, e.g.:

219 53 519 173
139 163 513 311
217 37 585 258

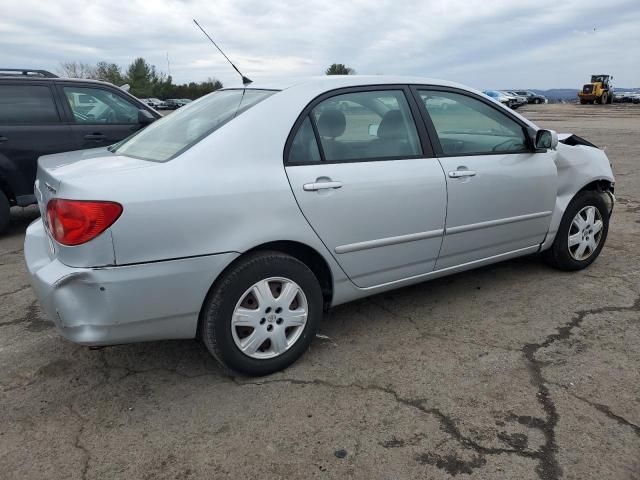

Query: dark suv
0 69 160 233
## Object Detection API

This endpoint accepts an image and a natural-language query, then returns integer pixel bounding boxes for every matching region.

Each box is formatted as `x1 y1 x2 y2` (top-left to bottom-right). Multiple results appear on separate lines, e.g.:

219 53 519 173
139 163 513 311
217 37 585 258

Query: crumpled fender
540 136 615 250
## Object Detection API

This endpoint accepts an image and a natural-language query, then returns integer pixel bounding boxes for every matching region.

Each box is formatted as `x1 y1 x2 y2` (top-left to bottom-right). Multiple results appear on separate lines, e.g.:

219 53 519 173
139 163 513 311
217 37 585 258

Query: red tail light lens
46 199 123 246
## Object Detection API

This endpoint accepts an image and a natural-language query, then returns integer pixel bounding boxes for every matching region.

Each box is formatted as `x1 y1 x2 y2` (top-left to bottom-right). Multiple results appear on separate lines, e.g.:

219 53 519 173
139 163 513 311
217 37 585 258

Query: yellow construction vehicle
578 74 614 104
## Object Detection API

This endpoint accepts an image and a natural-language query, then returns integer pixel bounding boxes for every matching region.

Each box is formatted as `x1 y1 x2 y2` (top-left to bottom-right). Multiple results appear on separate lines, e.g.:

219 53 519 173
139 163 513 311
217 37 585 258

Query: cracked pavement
1 104 639 479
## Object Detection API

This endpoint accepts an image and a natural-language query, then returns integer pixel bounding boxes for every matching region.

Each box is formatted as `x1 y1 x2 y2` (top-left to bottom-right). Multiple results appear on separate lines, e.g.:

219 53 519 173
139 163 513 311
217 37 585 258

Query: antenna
193 19 252 86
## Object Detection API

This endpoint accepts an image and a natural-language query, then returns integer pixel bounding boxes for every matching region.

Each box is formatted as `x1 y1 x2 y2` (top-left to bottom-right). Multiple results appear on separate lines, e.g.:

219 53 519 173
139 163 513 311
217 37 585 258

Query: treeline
59 58 223 100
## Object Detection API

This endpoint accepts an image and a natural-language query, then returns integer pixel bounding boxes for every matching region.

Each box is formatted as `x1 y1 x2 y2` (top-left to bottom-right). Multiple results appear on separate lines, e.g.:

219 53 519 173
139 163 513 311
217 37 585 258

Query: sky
1 0 639 90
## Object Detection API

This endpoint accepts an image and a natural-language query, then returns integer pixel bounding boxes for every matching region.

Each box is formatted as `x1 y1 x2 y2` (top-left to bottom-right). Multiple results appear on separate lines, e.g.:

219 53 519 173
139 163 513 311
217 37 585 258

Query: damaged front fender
540 136 615 250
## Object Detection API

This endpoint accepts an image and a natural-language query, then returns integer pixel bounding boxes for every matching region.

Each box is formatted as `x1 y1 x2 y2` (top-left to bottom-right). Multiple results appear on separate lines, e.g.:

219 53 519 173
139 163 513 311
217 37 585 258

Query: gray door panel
436 152 557 269
286 159 447 288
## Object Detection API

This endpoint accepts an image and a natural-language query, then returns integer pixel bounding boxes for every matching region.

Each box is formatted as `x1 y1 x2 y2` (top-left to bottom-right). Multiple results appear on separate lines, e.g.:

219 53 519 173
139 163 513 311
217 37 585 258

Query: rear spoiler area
558 134 598 149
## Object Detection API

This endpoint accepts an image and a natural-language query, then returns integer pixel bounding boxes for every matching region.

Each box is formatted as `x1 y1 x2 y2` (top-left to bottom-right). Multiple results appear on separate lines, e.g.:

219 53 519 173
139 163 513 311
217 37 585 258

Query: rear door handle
448 170 477 178
303 181 343 191
84 133 106 141
0 136 7 143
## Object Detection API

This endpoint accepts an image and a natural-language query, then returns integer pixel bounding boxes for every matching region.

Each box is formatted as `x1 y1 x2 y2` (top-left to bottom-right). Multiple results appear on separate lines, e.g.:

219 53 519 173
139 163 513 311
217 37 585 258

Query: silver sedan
25 76 615 375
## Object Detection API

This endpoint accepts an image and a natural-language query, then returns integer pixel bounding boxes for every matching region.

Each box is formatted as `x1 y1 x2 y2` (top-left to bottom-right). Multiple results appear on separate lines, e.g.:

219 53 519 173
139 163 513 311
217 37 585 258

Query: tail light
46 199 123 246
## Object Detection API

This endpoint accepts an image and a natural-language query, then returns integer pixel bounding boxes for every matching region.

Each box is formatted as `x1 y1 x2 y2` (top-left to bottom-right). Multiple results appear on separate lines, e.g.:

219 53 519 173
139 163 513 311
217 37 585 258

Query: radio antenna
193 19 252 86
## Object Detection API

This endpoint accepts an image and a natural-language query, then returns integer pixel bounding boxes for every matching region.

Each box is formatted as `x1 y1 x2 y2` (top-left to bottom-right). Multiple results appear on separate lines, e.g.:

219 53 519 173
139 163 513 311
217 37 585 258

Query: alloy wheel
568 206 604 261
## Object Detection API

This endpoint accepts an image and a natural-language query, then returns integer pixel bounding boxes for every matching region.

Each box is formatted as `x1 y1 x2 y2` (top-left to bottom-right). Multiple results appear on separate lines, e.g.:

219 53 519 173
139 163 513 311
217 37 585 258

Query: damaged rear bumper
24 219 238 346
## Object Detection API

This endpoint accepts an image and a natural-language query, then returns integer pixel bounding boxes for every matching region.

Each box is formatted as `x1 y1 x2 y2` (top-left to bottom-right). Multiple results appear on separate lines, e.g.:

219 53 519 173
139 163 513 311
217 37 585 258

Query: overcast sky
1 0 638 89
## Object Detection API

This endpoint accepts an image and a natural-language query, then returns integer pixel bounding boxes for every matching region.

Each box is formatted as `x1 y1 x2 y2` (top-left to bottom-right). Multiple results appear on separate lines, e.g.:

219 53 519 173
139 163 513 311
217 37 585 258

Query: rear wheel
0 190 9 234
580 99 588 105
533 98 542 104
543 191 610 271
200 251 323 376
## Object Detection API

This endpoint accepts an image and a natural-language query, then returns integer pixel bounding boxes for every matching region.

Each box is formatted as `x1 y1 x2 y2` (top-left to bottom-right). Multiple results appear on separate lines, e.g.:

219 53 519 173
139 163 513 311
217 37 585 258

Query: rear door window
304 90 422 162
0 85 60 124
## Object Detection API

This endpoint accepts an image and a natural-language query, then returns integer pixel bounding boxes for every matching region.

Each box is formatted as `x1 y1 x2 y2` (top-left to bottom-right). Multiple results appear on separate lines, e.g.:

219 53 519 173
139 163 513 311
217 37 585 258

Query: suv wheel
200 251 323 376
543 191 610 271
0 190 9 234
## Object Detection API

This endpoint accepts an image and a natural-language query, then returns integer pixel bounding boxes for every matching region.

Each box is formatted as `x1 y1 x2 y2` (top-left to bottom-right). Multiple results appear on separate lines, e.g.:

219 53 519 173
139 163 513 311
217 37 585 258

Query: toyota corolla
24 76 615 375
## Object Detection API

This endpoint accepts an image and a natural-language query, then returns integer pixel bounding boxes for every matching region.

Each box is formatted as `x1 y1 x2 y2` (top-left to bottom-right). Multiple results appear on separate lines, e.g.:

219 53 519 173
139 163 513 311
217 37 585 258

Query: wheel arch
197 240 335 338
243 240 334 309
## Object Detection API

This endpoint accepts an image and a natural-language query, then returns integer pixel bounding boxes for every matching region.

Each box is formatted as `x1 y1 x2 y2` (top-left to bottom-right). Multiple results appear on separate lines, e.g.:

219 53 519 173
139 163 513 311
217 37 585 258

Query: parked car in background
514 90 547 104
148 98 168 109
613 91 639 103
503 91 528 109
165 99 189 109
24 76 615 375
483 90 514 108
0 68 160 233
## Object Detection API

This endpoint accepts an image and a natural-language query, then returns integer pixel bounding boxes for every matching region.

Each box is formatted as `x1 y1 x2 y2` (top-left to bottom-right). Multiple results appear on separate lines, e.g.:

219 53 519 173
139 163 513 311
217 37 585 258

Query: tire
543 191 610 271
580 99 587 105
601 92 609 105
0 190 10 234
534 98 542 104
200 251 323 376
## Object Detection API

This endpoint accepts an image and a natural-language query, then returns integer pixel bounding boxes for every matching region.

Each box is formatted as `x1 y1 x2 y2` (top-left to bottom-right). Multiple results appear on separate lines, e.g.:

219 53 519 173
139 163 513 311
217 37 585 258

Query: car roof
221 75 477 94
0 75 120 88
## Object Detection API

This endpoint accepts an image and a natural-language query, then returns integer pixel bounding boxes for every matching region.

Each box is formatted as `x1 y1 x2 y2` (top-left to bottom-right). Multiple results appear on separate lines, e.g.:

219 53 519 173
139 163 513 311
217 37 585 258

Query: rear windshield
113 89 276 162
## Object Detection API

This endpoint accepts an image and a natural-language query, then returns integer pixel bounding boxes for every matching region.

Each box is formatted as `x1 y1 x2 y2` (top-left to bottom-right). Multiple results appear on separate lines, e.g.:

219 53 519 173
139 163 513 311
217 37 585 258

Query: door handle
84 133 106 141
303 181 343 191
0 136 7 143
448 170 477 178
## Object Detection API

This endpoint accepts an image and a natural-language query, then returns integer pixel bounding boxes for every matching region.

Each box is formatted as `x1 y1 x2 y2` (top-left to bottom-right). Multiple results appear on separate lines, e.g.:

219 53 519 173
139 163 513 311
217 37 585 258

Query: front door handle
0 136 7 143
303 181 343 191
84 133 106 141
448 170 477 178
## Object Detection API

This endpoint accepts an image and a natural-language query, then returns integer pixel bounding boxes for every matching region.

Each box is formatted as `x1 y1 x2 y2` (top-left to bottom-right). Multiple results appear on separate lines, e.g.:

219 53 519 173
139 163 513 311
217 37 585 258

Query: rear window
114 89 276 162
0 85 60 124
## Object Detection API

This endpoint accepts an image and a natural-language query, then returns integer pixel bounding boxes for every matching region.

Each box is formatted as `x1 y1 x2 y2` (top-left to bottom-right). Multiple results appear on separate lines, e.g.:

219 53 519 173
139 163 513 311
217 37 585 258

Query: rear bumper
24 219 238 346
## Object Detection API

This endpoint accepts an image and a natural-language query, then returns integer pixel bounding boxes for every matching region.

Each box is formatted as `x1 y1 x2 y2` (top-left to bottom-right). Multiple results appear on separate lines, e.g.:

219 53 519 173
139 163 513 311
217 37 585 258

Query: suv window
0 85 59 124
419 90 528 155
63 86 139 124
300 90 421 163
114 89 275 162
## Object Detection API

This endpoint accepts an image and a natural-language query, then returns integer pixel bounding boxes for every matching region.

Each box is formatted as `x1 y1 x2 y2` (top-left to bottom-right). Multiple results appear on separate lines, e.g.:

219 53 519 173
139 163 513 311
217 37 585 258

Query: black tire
0 190 10 234
601 92 609 105
200 251 323 376
580 99 588 105
534 98 542 104
543 191 610 271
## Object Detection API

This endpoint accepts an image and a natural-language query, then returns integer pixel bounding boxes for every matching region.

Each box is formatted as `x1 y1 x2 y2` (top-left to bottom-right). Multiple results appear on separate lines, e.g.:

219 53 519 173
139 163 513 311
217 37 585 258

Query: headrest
317 109 346 138
377 110 407 140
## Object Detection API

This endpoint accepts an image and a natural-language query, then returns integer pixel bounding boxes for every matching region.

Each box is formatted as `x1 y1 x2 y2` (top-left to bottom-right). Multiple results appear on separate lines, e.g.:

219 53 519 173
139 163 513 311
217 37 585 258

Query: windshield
114 89 276 162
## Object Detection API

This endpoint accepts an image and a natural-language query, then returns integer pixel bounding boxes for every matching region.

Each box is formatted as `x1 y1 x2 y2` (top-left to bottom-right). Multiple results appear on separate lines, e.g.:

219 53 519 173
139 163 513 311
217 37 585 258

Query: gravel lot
1 104 638 480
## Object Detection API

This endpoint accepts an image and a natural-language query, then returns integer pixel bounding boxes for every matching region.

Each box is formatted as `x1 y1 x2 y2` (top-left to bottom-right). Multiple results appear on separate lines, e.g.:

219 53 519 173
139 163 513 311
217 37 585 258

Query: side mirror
535 129 558 150
368 124 379 136
138 109 155 125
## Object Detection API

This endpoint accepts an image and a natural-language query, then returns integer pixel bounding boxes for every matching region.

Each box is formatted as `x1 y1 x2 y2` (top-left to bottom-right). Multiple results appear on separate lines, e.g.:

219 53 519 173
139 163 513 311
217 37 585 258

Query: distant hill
526 87 640 102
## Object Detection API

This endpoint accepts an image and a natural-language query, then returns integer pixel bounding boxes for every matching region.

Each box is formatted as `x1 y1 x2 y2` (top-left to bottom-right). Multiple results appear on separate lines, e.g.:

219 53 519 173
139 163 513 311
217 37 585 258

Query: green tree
125 57 157 97
94 62 124 85
325 63 355 75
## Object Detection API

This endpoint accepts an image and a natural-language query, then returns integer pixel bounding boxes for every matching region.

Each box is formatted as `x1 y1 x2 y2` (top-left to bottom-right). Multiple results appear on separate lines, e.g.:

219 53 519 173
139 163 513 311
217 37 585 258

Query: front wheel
601 92 609 105
200 251 323 376
0 190 9 234
543 191 610 271
534 98 542 104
